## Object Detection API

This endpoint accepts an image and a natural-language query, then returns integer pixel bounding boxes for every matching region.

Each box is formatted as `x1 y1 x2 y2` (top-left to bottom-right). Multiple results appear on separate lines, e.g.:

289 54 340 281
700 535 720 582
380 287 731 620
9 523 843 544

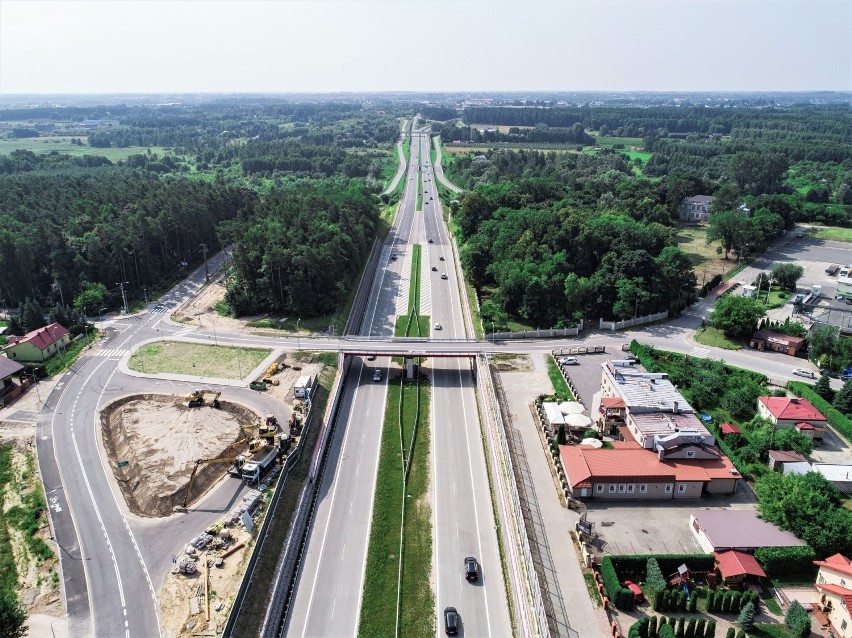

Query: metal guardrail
345 239 382 337
222 378 321 637
478 355 550 637
260 353 353 637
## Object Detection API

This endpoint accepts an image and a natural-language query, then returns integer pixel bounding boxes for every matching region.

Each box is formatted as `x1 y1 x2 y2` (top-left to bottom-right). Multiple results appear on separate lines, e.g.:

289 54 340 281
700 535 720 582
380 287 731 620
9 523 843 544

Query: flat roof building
690 509 806 553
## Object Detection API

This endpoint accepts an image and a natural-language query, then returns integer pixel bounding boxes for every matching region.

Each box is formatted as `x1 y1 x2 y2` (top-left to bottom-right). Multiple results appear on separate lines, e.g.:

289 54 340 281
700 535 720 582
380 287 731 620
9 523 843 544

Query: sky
1 0 850 94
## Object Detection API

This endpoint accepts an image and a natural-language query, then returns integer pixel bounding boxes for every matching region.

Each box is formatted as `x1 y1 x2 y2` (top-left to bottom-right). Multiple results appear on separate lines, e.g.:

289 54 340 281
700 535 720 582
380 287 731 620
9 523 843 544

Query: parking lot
552 351 616 418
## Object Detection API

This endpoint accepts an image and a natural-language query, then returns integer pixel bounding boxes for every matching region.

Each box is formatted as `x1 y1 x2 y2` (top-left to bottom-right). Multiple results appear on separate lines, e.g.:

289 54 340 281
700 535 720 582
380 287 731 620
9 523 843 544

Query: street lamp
491 321 495 342
98 307 107 324
296 318 301 351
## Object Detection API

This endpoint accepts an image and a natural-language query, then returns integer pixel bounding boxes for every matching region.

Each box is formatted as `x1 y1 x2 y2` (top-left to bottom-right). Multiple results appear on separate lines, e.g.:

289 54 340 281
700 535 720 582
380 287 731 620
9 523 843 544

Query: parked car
820 368 838 378
623 355 638 362
558 356 578 365
464 556 479 582
623 581 644 603
444 607 459 635
373 370 382 382
792 368 816 379
841 368 852 381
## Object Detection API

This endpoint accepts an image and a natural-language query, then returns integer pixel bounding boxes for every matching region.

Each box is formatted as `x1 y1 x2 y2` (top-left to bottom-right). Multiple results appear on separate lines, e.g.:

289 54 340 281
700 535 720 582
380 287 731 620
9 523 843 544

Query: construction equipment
183 451 253 508
241 445 279 484
186 389 221 408
263 362 281 385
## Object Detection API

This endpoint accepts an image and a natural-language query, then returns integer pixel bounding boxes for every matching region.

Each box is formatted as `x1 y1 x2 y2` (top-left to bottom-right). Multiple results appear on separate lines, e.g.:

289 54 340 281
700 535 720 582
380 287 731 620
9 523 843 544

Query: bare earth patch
100 395 261 516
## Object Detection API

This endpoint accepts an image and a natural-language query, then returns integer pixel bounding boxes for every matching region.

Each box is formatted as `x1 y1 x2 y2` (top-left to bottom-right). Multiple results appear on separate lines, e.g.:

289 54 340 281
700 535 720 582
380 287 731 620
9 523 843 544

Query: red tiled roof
814 582 852 610
715 550 767 579
617 425 638 444
796 422 815 430
7 323 68 351
720 423 742 435
759 396 826 422
611 440 641 449
815 553 852 577
560 446 737 485
601 397 626 409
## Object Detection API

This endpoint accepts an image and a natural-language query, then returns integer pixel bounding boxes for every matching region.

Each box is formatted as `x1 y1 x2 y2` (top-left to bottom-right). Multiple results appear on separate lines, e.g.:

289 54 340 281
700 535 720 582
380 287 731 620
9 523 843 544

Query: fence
344 238 382 336
489 321 583 342
478 355 550 637
598 311 668 331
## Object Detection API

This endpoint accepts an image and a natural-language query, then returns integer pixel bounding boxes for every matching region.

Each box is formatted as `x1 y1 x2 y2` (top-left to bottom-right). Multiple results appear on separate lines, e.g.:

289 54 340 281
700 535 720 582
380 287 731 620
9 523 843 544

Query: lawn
693 327 742 350
546 357 575 402
750 624 795 638
756 289 791 309
0 137 175 162
676 225 735 283
809 226 852 243
359 376 433 638
594 136 645 148
45 329 100 376
127 341 270 379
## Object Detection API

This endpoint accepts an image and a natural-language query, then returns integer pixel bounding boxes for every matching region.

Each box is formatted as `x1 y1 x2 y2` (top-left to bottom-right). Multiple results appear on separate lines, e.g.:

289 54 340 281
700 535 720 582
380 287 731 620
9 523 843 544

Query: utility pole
117 282 129 315
200 243 209 282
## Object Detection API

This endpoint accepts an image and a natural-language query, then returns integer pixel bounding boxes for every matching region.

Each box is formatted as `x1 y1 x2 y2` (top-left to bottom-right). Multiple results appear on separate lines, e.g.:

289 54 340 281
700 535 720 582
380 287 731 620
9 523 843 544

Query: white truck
240 445 278 484
837 276 852 300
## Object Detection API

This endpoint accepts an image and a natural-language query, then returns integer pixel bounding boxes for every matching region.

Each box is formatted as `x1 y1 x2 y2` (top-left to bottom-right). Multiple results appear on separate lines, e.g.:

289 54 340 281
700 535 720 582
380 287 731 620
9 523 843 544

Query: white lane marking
94 310 163 635
302 362 368 631
431 368 441 625
68 359 128 636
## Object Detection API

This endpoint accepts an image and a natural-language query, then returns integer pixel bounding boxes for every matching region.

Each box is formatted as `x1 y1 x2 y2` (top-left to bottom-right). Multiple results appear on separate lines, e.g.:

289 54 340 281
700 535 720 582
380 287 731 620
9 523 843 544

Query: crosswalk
150 305 169 314
94 348 128 358
688 346 710 357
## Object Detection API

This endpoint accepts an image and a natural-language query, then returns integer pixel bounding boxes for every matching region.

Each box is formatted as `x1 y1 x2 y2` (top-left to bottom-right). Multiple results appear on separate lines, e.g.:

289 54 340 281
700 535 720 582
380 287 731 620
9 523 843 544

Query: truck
836 276 852 300
240 445 278 484
826 264 841 276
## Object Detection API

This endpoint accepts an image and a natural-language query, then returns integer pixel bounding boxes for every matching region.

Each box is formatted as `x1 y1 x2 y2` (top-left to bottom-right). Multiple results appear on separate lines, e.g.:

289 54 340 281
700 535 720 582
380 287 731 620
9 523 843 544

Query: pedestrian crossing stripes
395 246 411 316
689 346 710 357
95 348 128 358
420 246 432 317
150 305 169 314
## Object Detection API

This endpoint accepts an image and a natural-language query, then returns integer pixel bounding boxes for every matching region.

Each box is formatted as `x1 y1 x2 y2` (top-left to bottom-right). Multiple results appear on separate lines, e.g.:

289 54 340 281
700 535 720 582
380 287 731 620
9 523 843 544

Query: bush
729 590 742 612
654 589 665 611
695 618 706 637
688 593 697 612
649 615 658 637
738 601 756 632
785 600 812 638
647 558 668 597
725 626 735 638
686 618 697 637
676 616 685 637
754 545 817 579
704 619 716 638
705 590 716 612
660 624 676 638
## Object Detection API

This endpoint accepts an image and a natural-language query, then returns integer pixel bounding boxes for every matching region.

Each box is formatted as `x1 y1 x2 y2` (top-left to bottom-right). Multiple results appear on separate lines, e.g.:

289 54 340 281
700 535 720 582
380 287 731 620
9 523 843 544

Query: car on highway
373 370 382 382
464 556 479 582
792 368 816 379
428 238 434 243
444 607 459 635
366 355 376 361
434 323 442 331
441 274 448 280
623 580 644 602
439 256 445 261
432 266 438 271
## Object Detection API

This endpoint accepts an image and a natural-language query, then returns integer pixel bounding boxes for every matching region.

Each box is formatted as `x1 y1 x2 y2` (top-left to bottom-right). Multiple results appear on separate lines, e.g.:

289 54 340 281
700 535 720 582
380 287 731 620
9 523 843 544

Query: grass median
128 341 270 378
359 374 433 638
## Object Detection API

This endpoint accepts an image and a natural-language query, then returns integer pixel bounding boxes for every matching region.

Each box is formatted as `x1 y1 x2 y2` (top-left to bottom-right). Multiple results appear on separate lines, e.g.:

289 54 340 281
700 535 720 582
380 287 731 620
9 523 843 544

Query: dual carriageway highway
34 122 832 638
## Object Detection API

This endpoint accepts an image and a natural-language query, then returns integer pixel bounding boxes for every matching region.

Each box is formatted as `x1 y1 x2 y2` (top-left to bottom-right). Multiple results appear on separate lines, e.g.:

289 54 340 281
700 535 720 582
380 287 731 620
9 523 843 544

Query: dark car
432 266 438 271
444 607 459 635
439 256 445 261
464 556 479 582
441 274 448 280
428 238 434 243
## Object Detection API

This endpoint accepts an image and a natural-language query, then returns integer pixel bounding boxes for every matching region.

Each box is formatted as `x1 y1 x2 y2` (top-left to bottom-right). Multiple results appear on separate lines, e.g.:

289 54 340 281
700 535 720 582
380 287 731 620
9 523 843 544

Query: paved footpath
499 353 611 638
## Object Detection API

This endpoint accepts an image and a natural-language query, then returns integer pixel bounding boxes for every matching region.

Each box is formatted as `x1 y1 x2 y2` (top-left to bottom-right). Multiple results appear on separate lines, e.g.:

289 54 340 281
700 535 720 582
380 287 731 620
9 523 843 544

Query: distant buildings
679 195 715 222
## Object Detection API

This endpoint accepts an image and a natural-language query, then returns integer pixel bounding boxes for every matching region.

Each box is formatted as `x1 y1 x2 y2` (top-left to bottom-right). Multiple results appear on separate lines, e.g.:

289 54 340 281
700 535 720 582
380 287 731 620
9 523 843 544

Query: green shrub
647 558 667 597
654 588 665 611
659 624 676 638
738 601 756 631
725 628 735 638
686 618 697 637
648 615 658 637
688 593 697 612
736 631 745 638
705 590 715 612
675 616 685 637
729 590 742 612
754 545 817 579
785 600 812 638
704 619 716 638
695 618 706 637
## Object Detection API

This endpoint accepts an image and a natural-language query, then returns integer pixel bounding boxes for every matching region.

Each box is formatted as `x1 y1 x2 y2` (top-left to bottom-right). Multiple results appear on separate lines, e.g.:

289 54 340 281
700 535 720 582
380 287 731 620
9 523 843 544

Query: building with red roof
757 396 827 441
4 323 70 362
714 550 766 587
814 553 852 638
720 423 741 435
559 444 739 499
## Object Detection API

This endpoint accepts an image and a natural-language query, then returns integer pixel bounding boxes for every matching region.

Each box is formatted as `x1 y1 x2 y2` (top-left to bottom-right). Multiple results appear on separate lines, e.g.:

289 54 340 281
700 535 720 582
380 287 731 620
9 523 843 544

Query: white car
434 323 442 330
792 368 816 379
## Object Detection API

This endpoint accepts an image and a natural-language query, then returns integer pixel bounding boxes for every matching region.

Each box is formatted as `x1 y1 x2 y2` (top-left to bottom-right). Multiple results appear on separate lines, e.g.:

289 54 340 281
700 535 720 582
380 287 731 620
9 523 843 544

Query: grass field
676 225 734 282
809 226 852 243
693 326 742 350
128 341 270 379
546 357 575 401
0 137 175 162
359 376 433 638
594 136 645 148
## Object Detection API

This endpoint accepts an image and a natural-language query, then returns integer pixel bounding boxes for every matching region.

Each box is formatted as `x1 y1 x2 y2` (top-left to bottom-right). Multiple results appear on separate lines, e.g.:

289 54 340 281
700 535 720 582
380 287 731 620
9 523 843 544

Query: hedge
754 545 817 579
601 556 636 610
699 274 724 298
608 553 716 582
788 380 852 443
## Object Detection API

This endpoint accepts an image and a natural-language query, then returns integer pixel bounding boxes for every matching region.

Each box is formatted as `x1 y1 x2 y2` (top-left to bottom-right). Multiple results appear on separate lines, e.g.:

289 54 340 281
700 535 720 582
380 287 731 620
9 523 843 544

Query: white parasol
565 413 592 428
559 401 585 415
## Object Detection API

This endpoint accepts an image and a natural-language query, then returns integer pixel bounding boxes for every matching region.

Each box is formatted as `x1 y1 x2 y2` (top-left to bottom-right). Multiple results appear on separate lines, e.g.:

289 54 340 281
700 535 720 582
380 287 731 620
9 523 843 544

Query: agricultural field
0 136 175 162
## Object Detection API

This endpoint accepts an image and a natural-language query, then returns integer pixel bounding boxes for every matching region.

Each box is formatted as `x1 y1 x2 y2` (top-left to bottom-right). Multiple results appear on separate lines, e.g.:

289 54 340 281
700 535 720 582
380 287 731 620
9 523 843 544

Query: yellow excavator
182 452 253 509
186 388 221 408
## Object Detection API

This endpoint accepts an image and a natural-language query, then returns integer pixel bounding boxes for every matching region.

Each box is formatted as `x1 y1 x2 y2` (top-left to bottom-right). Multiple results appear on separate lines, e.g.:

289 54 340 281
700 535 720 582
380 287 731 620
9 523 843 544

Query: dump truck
186 389 221 408
241 445 278 484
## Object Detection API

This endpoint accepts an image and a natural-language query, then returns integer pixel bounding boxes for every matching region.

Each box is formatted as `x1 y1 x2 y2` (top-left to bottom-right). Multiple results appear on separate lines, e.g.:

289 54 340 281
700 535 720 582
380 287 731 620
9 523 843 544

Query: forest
0 101 397 323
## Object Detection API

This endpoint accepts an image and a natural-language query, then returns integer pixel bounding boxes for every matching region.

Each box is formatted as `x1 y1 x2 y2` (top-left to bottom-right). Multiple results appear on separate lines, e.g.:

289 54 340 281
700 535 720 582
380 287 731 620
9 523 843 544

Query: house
749 330 806 356
714 550 767 589
559 445 739 500
813 553 852 638
0 355 25 406
768 449 809 473
679 195 715 222
757 396 827 441
690 509 806 554
599 361 715 448
720 423 742 436
4 323 70 362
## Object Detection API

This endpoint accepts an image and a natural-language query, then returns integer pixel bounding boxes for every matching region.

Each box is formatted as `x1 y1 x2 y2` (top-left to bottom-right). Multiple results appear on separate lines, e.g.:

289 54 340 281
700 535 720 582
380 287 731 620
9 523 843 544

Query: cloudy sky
1 0 850 94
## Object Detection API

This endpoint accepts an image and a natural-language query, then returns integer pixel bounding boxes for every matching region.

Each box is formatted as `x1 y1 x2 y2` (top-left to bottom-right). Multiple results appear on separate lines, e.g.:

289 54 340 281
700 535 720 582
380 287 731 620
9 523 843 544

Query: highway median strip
359 373 433 638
